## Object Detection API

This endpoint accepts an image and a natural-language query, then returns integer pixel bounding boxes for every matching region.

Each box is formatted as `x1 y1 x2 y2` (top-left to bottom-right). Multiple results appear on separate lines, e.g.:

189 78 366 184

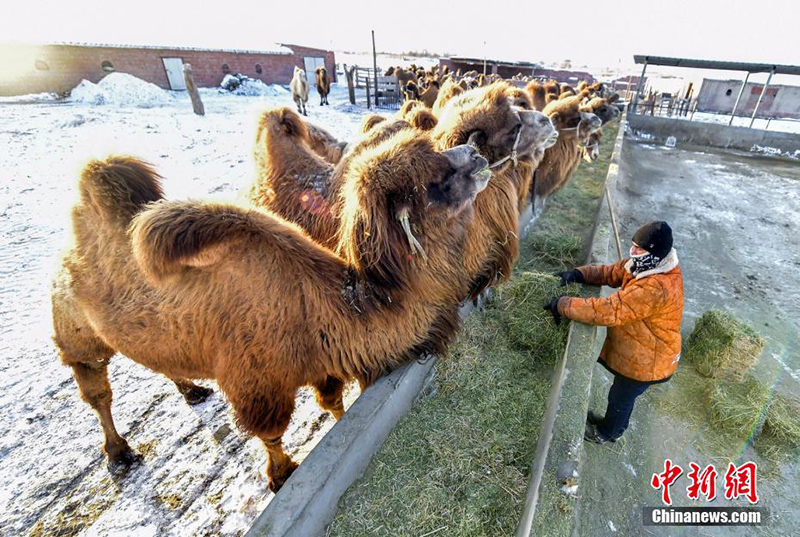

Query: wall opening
222 63 231 74
35 59 49 71
255 63 263 74
725 88 733 96
101 60 115 72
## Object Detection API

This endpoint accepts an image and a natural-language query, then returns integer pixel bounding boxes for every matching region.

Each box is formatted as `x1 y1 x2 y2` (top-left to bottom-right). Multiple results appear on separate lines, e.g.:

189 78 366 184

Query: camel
530 93 602 216
404 80 439 108
290 66 309 116
53 132 489 491
431 82 557 298
315 67 330 106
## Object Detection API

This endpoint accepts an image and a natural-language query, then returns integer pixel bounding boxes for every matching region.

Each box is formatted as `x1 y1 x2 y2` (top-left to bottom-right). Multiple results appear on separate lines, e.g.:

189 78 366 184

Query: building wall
0 43 336 96
696 79 800 119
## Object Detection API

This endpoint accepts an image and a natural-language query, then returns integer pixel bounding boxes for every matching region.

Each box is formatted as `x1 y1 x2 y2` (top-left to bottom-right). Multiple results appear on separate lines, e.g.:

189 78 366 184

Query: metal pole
483 40 487 76
606 185 624 260
728 72 750 126
749 67 774 128
371 30 378 107
631 59 648 115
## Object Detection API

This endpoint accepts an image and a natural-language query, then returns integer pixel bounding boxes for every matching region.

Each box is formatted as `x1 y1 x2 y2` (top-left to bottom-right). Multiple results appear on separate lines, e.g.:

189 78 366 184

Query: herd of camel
51 63 620 494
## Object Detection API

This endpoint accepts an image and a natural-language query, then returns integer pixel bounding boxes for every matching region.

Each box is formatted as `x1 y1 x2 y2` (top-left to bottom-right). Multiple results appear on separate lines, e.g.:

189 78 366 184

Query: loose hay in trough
707 376 770 440
498 272 579 360
684 309 764 381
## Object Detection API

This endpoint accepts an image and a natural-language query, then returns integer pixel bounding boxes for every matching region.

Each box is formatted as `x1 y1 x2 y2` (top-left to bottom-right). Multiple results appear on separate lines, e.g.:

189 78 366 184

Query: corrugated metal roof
633 55 800 76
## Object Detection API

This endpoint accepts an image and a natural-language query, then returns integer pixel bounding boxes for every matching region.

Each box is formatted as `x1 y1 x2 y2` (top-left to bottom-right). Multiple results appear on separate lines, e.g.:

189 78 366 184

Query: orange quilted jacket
557 249 683 383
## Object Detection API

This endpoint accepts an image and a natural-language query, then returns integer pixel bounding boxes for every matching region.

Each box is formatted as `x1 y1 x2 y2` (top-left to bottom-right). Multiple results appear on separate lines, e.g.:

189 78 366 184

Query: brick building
0 42 336 96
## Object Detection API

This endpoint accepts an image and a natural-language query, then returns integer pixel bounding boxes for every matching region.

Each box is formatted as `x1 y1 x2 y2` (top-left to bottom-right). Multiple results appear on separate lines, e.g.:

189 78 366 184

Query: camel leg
225 383 297 493
313 375 346 420
172 378 213 406
69 360 141 474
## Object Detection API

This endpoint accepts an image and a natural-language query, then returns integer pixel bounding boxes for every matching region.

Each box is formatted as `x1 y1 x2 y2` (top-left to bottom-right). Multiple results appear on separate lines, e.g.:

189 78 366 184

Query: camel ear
467 130 487 149
549 111 560 124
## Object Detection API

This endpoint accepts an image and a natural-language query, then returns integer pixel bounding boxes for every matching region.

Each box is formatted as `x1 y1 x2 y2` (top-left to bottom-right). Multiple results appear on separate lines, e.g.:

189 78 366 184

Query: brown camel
580 96 620 124
431 78 465 117
52 132 489 491
432 82 557 298
531 93 602 216
526 80 548 111
315 67 330 106
304 120 347 164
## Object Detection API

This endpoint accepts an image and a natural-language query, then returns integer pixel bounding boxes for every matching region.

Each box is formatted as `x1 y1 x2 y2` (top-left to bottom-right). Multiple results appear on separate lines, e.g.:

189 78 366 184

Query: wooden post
344 64 356 105
372 30 379 107
183 63 204 116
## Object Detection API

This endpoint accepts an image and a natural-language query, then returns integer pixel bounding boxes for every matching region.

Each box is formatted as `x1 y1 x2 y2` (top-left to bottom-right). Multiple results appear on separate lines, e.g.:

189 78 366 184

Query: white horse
290 66 309 116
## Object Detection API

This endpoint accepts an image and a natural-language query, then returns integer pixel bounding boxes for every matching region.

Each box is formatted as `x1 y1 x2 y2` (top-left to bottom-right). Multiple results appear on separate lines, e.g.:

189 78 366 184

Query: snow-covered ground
0 80 374 536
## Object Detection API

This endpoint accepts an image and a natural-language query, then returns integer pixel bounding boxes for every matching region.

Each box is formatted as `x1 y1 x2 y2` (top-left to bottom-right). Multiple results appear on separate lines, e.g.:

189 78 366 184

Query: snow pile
219 74 289 97
70 73 175 107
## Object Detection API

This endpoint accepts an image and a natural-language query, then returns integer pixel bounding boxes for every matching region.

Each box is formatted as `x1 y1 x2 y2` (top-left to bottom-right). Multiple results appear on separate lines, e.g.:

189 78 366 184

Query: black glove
543 297 563 325
554 269 584 287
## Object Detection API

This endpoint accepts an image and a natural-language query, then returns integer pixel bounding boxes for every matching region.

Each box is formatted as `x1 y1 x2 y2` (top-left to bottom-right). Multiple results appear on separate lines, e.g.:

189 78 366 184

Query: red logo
686 463 718 501
651 459 683 506
724 462 759 504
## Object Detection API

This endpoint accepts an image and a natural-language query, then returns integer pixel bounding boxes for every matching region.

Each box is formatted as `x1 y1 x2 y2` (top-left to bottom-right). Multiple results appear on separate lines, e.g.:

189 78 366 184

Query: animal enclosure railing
346 66 402 110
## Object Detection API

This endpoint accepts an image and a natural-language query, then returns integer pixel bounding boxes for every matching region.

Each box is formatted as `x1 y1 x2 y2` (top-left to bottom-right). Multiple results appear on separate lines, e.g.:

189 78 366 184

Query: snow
0 82 371 536
69 73 176 107
219 74 290 97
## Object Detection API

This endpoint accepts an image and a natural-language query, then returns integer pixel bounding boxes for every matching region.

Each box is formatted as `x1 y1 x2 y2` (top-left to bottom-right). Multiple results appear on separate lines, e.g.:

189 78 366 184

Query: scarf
628 250 661 276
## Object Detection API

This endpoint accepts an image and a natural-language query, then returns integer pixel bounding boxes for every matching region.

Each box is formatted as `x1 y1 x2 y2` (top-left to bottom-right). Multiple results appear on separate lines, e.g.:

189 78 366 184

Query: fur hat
633 221 673 260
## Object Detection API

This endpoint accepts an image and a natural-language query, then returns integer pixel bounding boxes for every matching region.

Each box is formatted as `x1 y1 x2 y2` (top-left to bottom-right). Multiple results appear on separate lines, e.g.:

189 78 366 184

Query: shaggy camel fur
526 80 548 111
305 121 347 164
53 134 488 491
530 94 602 216
290 66 309 116
315 67 330 106
432 82 557 298
431 78 465 117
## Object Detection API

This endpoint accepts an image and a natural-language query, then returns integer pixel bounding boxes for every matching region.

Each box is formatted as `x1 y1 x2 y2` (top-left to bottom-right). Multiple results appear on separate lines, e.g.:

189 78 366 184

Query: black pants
597 374 650 441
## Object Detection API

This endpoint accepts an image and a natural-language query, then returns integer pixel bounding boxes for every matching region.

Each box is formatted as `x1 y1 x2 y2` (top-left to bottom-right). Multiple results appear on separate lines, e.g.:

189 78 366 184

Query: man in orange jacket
544 221 683 444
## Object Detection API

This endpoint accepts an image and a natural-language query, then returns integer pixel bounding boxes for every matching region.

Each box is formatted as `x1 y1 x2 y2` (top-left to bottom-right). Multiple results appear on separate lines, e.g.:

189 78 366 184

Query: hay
707 376 770 439
762 392 800 448
684 310 764 381
496 272 578 360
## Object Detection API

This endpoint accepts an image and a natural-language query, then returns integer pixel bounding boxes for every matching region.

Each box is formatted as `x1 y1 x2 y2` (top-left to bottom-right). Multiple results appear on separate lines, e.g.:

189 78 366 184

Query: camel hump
79 156 163 224
410 109 437 131
130 200 257 284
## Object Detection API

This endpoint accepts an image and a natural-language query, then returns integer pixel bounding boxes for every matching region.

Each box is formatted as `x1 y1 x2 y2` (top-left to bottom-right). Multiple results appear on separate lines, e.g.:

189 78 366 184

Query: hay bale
684 310 764 381
762 392 800 448
707 376 770 439
497 272 577 360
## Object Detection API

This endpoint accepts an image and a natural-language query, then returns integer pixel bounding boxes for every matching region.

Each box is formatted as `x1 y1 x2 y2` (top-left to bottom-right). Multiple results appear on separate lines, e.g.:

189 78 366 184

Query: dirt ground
575 139 800 536
0 85 369 536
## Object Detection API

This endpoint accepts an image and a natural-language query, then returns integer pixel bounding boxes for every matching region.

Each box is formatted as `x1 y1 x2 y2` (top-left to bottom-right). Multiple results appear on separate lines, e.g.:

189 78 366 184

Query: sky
2 0 797 76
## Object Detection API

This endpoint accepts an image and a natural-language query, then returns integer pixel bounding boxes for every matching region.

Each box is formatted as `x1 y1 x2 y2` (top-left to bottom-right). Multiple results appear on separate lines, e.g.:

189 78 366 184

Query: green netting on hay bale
684 310 764 381
762 392 800 448
496 271 578 362
707 376 770 439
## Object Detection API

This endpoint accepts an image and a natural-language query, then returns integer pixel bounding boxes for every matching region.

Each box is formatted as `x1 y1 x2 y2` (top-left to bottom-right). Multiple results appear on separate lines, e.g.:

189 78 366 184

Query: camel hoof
107 449 142 476
183 385 213 406
268 460 299 493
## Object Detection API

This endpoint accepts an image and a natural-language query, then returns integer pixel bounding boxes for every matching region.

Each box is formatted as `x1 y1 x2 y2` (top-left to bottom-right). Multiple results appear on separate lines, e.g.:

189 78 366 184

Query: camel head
293 66 306 80
336 129 487 286
544 94 602 144
582 130 602 163
433 82 556 169
581 96 620 124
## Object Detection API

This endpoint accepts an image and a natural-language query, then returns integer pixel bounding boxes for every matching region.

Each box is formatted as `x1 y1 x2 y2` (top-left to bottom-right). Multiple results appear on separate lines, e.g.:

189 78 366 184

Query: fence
338 64 402 110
